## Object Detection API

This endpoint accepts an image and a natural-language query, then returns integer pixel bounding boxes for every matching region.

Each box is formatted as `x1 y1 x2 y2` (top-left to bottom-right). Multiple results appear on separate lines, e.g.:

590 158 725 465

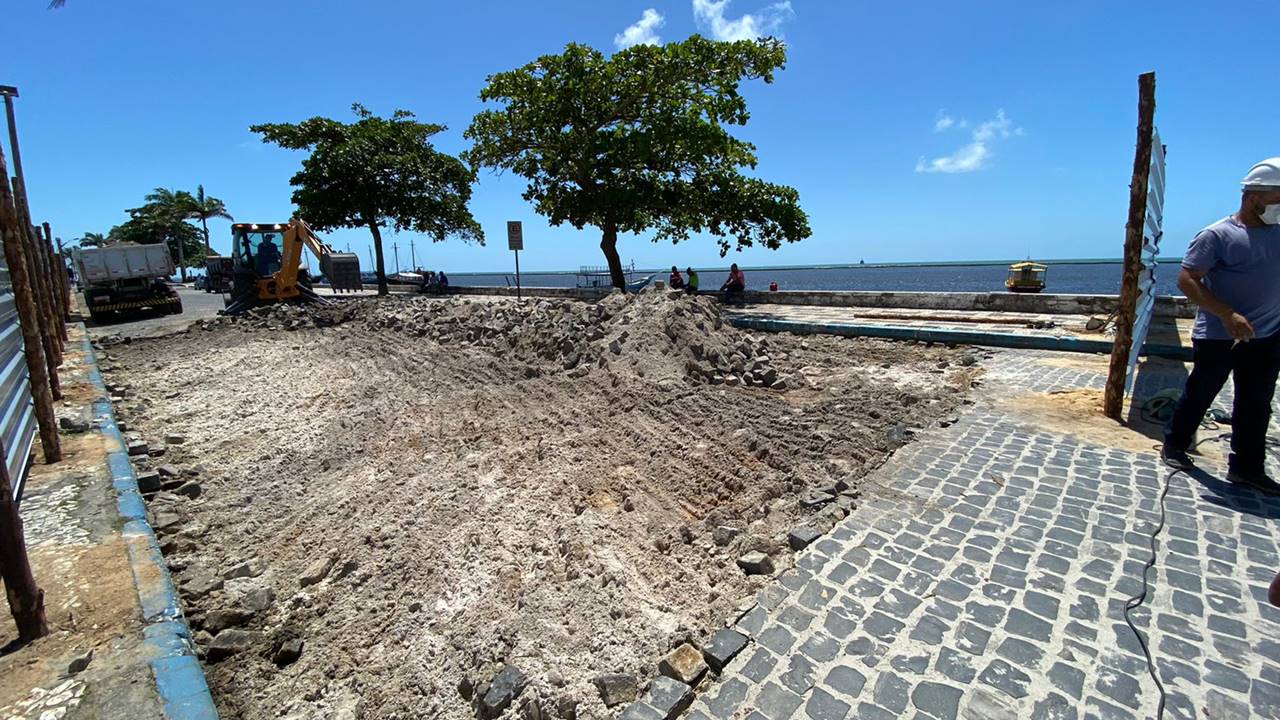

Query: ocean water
447 262 1184 297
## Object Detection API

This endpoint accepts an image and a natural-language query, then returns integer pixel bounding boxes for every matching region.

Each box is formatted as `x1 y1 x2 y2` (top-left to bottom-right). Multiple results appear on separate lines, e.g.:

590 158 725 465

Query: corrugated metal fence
1125 130 1167 393
0 234 37 500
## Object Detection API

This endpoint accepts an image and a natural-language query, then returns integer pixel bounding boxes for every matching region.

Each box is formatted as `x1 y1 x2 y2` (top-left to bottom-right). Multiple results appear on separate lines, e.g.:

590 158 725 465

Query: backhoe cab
223 220 361 314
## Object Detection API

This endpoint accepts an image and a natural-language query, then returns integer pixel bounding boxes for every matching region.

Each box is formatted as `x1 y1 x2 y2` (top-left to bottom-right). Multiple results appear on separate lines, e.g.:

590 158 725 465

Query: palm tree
79 232 107 247
187 185 233 253
141 187 199 281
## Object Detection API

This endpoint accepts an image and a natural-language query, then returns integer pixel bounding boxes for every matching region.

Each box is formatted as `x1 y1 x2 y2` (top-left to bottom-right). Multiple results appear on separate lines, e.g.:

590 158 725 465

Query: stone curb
81 327 219 719
728 316 1193 361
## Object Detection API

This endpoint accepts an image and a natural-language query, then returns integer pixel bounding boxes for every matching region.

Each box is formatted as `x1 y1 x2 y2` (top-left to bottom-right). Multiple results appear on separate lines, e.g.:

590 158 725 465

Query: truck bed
74 244 175 284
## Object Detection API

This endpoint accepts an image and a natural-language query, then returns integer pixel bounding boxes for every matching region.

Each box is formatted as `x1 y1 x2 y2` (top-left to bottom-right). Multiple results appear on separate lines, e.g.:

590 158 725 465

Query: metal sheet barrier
1125 129 1167 393
0 234 37 500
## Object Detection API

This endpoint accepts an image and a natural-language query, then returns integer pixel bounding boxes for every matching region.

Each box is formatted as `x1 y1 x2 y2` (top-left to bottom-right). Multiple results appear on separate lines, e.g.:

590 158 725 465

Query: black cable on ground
1123 464 1178 720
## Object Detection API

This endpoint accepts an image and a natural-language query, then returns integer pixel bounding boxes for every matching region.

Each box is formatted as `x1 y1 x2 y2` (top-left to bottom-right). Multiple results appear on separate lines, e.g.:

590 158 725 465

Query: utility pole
1 86 27 198
409 238 416 271
368 246 374 269
393 242 400 275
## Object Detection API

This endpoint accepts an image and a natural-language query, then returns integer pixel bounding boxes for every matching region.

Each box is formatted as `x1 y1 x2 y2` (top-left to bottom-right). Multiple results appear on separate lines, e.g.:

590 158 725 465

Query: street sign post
507 221 523 300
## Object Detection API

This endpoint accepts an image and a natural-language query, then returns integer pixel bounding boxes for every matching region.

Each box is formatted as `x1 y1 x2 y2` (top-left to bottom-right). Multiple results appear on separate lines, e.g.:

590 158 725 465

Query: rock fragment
592 673 638 707
736 551 774 575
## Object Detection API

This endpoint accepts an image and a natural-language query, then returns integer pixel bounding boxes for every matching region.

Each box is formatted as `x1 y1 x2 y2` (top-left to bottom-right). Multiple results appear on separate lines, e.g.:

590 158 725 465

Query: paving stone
758 625 797 655
1094 667 1142 710
873 672 911 713
804 688 851 720
935 647 976 684
756 682 803 720
960 685 1019 720
978 659 1031 699
889 653 930 674
658 643 707 685
1204 660 1250 693
1030 692 1077 720
737 605 768 637
1047 661 1085 699
642 676 694 719
1203 689 1250 720
823 610 856 639
593 673 639 707
909 614 948 644
824 663 867 697
955 622 991 655
780 655 818 695
617 703 665 720
740 647 777 683
911 681 962 720
701 628 749 673
1004 608 1052 642
778 604 817 632
1251 679 1280 719
995 637 1043 668
800 633 840 663
862 611 906 642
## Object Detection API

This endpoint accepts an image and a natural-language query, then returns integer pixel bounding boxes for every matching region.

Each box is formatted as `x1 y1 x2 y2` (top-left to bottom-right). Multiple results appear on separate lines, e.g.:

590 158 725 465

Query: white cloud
615 8 665 49
692 0 794 41
934 112 956 132
916 109 1021 174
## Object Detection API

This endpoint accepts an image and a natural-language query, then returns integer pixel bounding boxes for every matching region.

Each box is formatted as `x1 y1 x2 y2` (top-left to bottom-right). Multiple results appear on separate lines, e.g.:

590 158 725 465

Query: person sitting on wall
669 266 685 290
721 263 746 305
686 267 699 295
438 271 449 289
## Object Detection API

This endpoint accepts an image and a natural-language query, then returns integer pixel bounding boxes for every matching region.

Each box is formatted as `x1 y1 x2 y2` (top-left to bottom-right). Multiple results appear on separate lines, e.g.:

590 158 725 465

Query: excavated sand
100 291 977 719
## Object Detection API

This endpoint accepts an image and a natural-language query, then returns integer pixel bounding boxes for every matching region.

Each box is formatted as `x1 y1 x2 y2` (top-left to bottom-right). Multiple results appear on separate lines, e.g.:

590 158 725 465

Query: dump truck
72 243 182 323
204 254 233 293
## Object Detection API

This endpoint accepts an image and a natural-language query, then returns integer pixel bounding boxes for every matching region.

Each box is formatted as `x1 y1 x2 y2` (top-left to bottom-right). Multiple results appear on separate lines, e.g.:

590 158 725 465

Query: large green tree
187 184 233 253
251 104 483 295
78 232 107 247
465 36 810 289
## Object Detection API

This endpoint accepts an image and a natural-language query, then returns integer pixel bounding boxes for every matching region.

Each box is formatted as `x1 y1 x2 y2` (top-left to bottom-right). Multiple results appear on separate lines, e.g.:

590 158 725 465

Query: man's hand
1223 311 1256 341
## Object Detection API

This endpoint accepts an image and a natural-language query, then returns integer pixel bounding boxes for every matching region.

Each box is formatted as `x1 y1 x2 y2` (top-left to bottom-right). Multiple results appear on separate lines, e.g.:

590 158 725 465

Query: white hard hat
1242 157 1280 189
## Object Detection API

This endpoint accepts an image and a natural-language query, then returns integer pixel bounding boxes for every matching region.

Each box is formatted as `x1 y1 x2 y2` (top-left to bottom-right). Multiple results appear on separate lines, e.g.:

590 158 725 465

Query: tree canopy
465 35 810 288
188 184 233 252
110 188 206 277
251 104 483 295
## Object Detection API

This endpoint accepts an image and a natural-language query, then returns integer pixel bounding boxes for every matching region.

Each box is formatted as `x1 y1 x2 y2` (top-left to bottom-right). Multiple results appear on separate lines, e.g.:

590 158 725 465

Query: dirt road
100 292 977 719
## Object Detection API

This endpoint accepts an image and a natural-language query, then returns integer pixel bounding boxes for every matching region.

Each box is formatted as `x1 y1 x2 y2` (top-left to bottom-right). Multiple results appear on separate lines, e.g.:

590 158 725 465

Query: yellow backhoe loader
223 219 361 314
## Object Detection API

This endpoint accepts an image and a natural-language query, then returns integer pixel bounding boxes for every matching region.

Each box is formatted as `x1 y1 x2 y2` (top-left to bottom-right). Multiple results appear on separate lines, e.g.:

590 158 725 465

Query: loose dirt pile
101 291 978 719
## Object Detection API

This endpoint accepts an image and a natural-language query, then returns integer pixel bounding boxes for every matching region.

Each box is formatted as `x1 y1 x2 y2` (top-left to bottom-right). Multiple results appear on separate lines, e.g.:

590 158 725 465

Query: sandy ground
100 292 977 719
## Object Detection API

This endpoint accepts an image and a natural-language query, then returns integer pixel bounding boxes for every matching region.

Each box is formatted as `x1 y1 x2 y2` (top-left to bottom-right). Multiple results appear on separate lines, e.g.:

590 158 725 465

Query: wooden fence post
0 149 60 463
1104 72 1157 420
0 432 49 643
42 223 70 330
12 180 63 392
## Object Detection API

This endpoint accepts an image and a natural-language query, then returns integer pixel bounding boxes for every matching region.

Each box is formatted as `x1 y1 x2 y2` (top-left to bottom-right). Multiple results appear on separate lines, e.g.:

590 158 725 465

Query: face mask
1262 204 1280 225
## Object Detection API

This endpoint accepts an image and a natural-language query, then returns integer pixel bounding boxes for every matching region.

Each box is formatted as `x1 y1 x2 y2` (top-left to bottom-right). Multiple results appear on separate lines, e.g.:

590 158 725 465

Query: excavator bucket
322 253 362 292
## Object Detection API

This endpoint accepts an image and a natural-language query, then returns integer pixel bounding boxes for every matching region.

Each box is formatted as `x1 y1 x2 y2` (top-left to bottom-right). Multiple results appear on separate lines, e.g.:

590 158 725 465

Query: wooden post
1104 72 1156 420
12 182 62 393
42 223 70 329
0 149 60 463
32 224 64 353
0 432 49 643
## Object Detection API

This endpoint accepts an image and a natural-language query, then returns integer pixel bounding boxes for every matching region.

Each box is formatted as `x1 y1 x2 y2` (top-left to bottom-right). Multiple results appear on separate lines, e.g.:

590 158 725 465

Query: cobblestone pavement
685 349 1280 720
725 305 1194 346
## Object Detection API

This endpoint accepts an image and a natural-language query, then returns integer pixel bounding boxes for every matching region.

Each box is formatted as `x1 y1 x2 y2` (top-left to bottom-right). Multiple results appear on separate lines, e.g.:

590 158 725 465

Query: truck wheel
169 300 184 315
88 308 101 324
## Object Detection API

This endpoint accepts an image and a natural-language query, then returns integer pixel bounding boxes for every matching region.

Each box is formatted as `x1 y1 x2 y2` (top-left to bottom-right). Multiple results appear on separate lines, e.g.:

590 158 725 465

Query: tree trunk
367 217 388 296
174 232 187 283
201 217 211 254
600 223 625 290
1104 72 1156 420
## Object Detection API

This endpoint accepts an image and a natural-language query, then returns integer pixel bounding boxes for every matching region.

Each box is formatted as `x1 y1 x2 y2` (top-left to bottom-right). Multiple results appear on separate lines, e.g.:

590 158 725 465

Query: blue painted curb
81 328 219 720
729 316 1194 361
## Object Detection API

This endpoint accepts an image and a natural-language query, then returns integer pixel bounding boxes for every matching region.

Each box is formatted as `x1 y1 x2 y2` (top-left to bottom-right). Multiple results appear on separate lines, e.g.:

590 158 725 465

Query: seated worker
721 263 746 305
669 266 685 290
438 270 449 288
255 236 282 276
686 267 699 295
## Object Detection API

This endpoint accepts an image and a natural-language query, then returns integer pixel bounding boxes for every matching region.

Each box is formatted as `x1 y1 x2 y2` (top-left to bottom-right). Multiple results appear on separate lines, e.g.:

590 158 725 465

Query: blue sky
8 1 1278 273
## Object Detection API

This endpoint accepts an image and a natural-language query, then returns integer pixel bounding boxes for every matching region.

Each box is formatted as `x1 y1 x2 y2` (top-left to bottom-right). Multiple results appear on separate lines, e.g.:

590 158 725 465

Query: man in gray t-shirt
1163 157 1280 494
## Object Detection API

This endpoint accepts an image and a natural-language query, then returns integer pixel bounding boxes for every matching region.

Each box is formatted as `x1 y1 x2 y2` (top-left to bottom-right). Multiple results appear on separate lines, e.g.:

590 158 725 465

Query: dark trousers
1165 332 1280 474
723 282 745 305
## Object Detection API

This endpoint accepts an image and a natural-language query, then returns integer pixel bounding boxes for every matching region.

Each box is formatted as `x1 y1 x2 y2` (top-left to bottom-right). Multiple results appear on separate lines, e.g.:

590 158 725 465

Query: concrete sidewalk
683 349 1279 720
0 325 213 719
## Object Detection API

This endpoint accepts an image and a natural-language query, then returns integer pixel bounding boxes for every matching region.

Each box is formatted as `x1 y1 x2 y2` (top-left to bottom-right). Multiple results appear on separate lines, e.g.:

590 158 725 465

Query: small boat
1006 261 1047 293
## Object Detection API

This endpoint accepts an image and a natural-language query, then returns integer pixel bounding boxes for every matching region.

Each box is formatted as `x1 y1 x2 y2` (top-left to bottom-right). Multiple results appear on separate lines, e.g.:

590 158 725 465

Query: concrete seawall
446 285 1195 319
